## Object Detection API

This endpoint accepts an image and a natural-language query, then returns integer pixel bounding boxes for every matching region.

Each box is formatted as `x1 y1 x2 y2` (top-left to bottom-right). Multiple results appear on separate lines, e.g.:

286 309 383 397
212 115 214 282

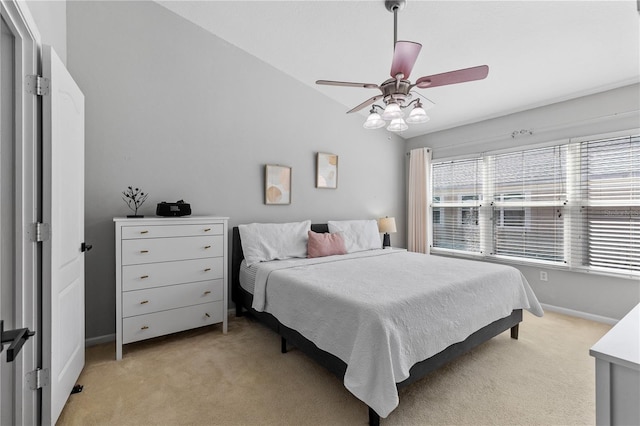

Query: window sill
430 249 639 281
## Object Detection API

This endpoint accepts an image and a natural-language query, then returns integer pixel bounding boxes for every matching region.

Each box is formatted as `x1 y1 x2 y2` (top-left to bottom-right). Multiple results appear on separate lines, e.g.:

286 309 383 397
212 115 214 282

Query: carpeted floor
57 310 610 426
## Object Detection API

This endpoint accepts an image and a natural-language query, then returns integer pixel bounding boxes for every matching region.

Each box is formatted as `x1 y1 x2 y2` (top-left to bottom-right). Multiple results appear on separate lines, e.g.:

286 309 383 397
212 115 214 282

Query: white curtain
407 147 432 253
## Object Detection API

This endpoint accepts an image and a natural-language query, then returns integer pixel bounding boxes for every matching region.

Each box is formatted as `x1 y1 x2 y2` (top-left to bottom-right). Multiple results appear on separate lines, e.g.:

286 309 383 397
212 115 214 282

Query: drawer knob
204 245 211 249
140 300 149 305
141 326 149 330
205 313 211 318
140 230 149 234
140 275 149 279
204 228 211 232
140 250 149 254
203 291 211 296
204 268 211 272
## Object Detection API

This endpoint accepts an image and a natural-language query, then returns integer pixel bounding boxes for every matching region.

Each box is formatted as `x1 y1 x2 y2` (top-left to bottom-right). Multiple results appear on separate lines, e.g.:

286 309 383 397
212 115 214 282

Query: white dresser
590 304 640 426
114 216 228 360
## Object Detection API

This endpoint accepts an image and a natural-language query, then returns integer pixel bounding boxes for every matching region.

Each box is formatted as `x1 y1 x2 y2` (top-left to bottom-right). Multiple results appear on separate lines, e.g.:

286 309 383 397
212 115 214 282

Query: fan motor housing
380 78 412 105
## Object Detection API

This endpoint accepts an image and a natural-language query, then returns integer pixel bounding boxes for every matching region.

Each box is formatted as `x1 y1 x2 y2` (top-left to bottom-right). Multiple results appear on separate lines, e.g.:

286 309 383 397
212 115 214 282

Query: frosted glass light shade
387 118 408 132
363 112 386 129
381 102 404 120
405 106 429 123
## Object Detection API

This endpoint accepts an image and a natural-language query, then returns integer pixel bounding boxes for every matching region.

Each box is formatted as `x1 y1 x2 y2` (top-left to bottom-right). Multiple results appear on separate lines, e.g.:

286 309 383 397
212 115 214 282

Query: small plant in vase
122 186 148 218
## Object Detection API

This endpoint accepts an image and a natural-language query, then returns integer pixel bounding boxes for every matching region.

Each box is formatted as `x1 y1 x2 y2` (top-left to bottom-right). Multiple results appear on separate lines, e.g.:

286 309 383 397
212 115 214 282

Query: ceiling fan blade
390 41 422 80
316 80 380 89
347 95 383 114
415 65 489 89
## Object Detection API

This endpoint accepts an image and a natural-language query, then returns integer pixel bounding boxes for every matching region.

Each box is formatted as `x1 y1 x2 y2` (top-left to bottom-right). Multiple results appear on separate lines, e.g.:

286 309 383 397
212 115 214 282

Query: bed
231 222 543 425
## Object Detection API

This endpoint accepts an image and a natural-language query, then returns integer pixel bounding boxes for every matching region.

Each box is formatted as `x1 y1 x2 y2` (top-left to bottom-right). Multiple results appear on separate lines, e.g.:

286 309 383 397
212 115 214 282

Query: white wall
407 84 640 321
66 1 407 340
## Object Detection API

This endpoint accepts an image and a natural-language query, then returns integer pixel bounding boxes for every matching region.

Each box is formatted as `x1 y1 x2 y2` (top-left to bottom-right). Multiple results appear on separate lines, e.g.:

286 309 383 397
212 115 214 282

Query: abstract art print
265 164 291 205
316 153 338 189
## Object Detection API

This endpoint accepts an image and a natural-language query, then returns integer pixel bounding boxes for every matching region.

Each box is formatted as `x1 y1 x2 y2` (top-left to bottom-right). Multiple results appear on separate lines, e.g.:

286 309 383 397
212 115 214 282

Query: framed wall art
264 164 291 205
316 152 338 189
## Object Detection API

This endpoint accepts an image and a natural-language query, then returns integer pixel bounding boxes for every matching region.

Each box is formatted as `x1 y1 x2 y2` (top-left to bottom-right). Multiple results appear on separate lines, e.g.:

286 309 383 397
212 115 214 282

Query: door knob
81 242 93 252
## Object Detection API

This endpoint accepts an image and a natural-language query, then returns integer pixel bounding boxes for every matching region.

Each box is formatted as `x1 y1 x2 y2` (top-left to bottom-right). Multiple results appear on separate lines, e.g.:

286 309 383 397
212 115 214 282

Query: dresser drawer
122 279 224 317
121 223 224 239
123 301 224 344
122 257 224 291
121 235 223 265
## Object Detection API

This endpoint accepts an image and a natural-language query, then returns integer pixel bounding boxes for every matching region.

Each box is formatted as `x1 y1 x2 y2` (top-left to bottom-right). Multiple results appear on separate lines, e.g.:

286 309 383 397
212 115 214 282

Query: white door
41 45 85 425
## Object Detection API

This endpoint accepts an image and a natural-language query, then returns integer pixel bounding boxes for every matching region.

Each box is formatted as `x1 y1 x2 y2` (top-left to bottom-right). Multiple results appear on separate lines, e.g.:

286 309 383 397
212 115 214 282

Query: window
502 209 525 226
576 135 640 274
430 133 639 277
461 195 479 226
432 196 442 225
496 194 526 227
432 158 482 254
491 146 566 263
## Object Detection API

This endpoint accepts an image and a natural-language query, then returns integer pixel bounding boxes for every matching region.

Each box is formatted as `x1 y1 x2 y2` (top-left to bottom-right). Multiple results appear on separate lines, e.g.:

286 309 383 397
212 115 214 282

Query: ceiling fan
316 0 489 132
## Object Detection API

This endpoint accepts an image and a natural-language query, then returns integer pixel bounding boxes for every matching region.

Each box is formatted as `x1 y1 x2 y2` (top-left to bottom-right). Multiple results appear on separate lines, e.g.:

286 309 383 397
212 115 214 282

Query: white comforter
252 250 543 418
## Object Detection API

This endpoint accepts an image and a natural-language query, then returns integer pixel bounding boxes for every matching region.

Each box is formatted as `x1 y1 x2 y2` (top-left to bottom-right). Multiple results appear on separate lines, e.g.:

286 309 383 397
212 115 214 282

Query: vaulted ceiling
157 1 640 139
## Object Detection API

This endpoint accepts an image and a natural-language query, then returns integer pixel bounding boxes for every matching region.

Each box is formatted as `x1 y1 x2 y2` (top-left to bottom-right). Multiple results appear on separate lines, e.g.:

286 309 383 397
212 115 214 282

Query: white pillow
327 220 381 253
239 220 311 266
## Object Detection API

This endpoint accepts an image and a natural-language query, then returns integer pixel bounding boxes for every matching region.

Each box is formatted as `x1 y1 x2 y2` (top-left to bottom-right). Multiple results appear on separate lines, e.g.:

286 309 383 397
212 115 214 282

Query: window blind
429 132 639 277
432 158 482 254
578 135 639 274
490 146 567 263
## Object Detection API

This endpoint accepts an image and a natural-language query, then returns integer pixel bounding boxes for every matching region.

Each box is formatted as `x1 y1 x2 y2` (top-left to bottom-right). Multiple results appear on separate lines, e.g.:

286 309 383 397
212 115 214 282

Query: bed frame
231 225 522 425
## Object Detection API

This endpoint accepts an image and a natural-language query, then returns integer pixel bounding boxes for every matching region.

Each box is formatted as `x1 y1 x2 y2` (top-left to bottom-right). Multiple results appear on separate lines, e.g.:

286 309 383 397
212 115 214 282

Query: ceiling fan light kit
405 100 430 124
316 0 489 133
363 110 386 130
381 102 404 120
387 118 409 132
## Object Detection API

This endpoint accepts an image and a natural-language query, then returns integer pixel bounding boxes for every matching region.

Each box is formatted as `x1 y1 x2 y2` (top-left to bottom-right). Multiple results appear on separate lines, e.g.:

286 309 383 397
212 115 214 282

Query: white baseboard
541 303 618 325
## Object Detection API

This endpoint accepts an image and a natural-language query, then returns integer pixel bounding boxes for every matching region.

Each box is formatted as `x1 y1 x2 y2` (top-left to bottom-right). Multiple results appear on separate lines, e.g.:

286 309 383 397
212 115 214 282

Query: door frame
0 1 40 424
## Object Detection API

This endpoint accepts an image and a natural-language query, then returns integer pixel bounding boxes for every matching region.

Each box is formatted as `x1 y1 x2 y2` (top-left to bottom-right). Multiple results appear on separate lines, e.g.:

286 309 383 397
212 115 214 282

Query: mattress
238 259 258 294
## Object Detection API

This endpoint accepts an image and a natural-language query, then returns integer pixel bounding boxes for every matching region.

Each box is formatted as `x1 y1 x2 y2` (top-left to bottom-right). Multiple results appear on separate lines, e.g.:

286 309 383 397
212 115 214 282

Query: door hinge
33 222 50 242
25 75 50 96
27 368 49 390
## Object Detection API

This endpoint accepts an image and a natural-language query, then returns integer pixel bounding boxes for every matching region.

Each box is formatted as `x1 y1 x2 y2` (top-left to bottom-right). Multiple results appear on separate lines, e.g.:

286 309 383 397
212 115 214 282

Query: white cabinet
114 216 228 360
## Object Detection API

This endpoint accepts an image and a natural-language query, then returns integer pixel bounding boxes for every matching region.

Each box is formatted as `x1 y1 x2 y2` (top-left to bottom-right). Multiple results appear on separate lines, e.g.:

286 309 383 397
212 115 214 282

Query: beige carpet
57 311 610 426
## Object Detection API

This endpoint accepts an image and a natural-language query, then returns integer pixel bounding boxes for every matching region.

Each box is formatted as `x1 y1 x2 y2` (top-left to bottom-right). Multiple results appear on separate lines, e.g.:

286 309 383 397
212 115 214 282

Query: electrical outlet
540 271 548 282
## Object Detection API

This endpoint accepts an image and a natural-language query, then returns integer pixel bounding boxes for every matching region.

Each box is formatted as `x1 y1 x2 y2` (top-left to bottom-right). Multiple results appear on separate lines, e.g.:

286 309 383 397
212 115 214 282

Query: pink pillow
307 230 347 258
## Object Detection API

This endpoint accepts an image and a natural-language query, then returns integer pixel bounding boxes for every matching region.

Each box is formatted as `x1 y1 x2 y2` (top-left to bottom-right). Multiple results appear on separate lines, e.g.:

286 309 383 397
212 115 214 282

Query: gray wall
24 0 67 64
66 1 406 340
32 0 639 338
407 84 640 321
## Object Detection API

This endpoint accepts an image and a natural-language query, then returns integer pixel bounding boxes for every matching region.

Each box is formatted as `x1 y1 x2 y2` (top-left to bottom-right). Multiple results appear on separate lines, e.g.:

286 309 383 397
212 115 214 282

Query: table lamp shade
378 217 397 234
